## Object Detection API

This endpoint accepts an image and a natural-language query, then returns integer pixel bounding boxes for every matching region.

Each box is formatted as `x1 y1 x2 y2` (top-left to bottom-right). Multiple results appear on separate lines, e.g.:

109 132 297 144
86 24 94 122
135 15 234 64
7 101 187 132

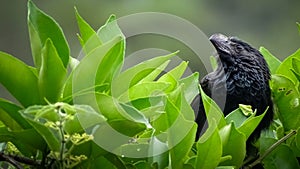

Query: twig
1 151 43 168
0 152 23 169
246 130 297 168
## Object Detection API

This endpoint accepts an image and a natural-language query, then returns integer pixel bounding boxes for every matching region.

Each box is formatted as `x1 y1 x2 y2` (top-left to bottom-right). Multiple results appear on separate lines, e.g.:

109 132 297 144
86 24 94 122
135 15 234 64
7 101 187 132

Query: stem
0 152 41 168
247 130 297 168
59 119 66 169
0 152 23 169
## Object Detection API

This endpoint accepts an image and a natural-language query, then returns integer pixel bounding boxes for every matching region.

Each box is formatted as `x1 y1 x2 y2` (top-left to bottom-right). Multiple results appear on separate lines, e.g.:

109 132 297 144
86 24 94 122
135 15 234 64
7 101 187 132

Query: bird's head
209 33 263 68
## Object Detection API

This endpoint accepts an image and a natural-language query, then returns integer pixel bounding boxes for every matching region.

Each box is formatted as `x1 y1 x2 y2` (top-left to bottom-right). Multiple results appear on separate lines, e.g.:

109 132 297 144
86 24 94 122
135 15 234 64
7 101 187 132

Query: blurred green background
0 0 299 101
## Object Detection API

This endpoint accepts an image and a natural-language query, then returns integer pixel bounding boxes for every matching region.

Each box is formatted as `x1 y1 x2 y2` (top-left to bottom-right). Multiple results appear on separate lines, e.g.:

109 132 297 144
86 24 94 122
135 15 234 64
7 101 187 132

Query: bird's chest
226 68 263 99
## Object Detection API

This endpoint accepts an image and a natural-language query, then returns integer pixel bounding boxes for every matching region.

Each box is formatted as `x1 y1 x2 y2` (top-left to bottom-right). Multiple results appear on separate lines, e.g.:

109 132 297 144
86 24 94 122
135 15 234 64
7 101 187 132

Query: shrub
0 1 299 168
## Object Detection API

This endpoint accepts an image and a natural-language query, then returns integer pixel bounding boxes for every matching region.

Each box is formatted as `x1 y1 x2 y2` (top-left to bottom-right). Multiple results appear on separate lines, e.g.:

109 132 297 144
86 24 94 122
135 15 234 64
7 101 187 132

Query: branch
0 152 41 168
0 152 23 169
246 130 297 168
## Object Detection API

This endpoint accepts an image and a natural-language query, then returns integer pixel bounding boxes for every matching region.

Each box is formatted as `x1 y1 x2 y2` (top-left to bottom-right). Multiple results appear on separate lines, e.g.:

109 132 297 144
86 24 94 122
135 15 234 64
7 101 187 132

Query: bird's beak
209 33 231 55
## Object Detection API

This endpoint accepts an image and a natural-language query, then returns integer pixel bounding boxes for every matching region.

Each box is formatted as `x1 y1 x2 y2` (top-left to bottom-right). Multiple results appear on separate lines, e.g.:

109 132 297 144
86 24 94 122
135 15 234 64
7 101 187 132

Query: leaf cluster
0 1 299 169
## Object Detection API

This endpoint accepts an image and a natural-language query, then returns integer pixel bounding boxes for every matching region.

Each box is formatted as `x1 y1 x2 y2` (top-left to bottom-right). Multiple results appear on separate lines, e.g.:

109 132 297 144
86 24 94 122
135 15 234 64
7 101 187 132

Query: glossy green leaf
196 119 222 169
199 85 226 129
96 93 134 121
64 104 107 134
259 47 281 74
97 15 125 44
75 8 101 53
114 143 150 158
0 127 46 156
271 75 300 131
147 137 169 168
159 61 188 82
150 93 196 168
23 105 60 122
291 57 300 81
178 72 199 104
119 82 170 102
238 109 266 139
22 104 62 152
225 105 267 139
225 108 249 128
95 39 125 90
178 87 197 121
95 93 147 136
216 166 234 169
260 137 300 169
169 123 197 169
0 52 40 107
111 120 146 137
119 103 150 126
64 36 123 103
39 39 67 103
28 0 69 68
219 123 246 168
0 99 31 130
152 97 180 134
112 51 178 97
276 48 300 84
25 118 61 152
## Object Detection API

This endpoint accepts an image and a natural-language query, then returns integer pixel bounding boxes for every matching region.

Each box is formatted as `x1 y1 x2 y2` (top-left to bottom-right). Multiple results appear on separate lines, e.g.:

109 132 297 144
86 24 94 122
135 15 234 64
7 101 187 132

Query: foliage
0 1 299 168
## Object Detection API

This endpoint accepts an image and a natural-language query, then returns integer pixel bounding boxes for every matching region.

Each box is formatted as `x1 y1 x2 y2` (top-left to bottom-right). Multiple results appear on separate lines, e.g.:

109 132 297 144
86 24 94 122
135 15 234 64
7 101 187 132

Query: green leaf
225 108 248 128
276 48 300 84
218 123 246 168
39 39 67 103
216 166 234 169
297 22 300 34
238 109 266 139
178 72 199 104
259 47 281 74
291 57 300 81
159 61 188 82
112 52 178 97
64 36 123 103
119 103 150 126
95 93 147 136
0 51 40 107
75 7 101 53
23 105 59 122
119 82 170 102
25 118 61 152
196 119 222 169
152 98 180 134
169 123 197 169
113 142 150 158
64 104 107 134
0 127 46 156
225 105 267 139
95 39 125 90
260 137 300 169
271 75 300 131
97 15 125 44
199 85 226 129
28 1 69 69
0 99 31 130
150 94 196 169
179 87 197 121
21 104 62 151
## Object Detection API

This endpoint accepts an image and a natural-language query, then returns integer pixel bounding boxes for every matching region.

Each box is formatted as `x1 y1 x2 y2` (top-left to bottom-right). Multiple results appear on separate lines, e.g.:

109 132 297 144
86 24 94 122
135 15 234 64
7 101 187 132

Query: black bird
195 33 273 144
